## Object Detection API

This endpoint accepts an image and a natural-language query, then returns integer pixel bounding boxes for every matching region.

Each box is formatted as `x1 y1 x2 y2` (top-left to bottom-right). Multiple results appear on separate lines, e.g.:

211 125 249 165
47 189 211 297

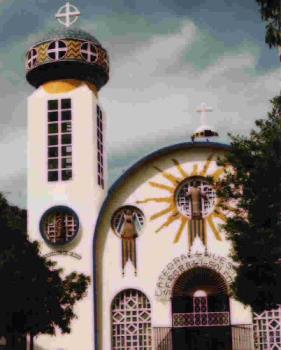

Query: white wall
95 145 252 350
27 82 107 350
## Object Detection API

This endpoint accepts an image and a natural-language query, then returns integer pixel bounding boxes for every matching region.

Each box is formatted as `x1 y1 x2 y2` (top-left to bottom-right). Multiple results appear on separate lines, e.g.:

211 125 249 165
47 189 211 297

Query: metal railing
153 327 172 350
173 311 230 328
232 324 254 350
153 324 254 350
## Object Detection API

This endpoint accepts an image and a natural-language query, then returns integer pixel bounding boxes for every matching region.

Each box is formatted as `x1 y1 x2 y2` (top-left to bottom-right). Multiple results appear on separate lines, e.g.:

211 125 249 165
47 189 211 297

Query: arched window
47 40 67 60
111 289 152 350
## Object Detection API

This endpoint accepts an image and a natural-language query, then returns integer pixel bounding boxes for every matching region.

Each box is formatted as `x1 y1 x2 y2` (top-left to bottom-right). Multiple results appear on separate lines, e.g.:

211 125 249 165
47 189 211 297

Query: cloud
0 17 279 207
100 20 280 183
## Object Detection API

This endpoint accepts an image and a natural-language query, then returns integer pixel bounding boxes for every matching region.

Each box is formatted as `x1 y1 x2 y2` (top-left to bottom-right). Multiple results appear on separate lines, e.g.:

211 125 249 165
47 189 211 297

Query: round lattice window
26 48 38 69
176 177 216 219
80 42 98 63
47 40 67 60
40 206 79 245
111 206 145 237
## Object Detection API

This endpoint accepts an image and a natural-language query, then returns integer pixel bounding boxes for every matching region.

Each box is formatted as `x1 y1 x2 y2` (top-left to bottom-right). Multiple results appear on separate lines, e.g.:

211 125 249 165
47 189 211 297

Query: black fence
153 324 254 350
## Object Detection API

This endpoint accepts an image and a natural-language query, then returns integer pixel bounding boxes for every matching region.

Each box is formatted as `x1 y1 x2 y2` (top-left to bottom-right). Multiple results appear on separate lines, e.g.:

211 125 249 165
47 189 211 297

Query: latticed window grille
47 98 72 182
176 177 216 218
43 211 78 244
253 306 281 350
112 289 152 350
97 105 104 188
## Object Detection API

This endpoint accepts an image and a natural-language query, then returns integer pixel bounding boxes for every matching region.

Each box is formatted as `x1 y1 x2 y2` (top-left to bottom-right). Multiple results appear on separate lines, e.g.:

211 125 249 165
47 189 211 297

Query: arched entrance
172 267 231 350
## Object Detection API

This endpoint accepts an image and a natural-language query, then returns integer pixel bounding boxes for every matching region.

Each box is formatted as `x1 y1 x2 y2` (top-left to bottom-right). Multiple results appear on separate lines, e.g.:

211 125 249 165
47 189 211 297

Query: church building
23 3 281 350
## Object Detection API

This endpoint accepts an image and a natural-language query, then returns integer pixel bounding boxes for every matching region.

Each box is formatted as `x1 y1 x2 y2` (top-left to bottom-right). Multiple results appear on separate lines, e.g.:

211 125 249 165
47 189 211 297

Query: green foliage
216 94 281 312
256 0 281 47
0 194 90 337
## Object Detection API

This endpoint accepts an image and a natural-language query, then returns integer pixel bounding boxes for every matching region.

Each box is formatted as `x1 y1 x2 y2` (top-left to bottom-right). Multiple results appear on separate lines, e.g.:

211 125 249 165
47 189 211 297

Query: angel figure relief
112 206 145 276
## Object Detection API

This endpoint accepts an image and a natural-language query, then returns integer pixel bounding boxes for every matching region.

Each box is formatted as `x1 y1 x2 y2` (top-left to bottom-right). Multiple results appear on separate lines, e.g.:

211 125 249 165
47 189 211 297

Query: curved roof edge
92 140 230 350
108 141 230 195
98 141 230 230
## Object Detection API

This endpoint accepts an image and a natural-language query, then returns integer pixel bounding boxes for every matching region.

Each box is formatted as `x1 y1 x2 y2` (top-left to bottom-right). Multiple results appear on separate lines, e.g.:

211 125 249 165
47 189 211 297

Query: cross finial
55 2 80 28
196 102 213 126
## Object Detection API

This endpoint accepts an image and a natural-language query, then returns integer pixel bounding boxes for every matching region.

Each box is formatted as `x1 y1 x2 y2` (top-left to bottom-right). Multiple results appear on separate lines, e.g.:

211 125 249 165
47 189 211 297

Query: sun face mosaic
136 154 230 246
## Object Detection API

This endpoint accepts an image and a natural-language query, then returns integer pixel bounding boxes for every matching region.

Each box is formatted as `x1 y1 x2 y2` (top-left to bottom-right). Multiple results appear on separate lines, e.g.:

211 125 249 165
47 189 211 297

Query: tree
0 193 90 347
216 95 281 312
256 0 281 48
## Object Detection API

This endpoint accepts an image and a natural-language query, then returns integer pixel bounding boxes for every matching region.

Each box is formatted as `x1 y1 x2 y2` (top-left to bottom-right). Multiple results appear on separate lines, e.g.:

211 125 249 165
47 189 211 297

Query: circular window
47 40 67 60
40 206 79 245
26 48 38 69
111 205 145 238
176 177 216 219
80 42 98 63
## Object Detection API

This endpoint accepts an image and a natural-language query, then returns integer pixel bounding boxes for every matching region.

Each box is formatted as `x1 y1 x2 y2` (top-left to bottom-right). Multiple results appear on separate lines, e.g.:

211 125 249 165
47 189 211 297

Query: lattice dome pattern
112 289 152 350
176 177 216 218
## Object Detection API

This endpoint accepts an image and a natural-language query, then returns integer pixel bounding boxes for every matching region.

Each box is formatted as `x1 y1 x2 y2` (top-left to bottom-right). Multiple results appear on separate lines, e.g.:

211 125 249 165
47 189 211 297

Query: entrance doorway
172 267 231 350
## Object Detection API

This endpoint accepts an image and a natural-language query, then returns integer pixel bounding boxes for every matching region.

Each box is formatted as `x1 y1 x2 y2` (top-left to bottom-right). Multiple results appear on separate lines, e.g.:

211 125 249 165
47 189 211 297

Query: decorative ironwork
112 289 152 350
253 306 281 350
172 311 230 328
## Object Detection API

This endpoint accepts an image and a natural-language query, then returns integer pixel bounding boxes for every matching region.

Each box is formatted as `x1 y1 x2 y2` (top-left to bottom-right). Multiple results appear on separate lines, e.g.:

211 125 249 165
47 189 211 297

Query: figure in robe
54 213 67 243
119 208 138 275
185 181 208 247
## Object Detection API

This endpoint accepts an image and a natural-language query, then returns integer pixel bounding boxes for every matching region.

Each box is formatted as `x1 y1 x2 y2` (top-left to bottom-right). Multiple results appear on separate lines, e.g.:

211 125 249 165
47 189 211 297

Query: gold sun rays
137 156 228 244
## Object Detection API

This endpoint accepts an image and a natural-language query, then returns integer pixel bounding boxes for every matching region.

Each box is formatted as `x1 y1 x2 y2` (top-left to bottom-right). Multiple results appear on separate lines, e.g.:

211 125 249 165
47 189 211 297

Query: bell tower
26 3 109 349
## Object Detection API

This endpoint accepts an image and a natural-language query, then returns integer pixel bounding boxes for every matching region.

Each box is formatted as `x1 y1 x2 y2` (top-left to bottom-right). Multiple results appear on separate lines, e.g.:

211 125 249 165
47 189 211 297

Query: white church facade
21 3 281 350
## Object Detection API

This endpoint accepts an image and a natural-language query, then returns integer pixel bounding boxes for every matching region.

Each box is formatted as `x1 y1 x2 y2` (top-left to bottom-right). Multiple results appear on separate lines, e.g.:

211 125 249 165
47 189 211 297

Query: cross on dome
196 102 213 126
192 102 218 140
55 2 80 28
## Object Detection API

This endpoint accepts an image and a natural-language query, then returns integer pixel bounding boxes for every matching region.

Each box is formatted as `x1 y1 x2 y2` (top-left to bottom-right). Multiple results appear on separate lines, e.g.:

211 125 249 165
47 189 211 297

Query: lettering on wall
155 253 235 301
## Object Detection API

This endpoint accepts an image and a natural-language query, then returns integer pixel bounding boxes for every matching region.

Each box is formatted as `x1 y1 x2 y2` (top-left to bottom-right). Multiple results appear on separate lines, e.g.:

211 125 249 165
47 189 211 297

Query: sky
0 0 280 208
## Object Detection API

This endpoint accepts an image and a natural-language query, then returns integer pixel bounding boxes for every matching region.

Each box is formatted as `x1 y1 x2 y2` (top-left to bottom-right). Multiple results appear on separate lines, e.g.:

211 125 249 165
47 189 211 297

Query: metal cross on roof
196 102 213 126
55 2 80 28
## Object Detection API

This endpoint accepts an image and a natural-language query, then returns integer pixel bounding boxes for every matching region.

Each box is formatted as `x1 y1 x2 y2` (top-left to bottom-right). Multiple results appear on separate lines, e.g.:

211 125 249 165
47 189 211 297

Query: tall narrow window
47 98 72 182
112 289 152 350
97 105 104 188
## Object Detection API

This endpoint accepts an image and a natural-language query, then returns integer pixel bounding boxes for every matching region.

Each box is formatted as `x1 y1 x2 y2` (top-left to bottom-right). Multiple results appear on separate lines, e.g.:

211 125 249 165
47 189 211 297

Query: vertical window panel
97 105 104 189
47 98 72 182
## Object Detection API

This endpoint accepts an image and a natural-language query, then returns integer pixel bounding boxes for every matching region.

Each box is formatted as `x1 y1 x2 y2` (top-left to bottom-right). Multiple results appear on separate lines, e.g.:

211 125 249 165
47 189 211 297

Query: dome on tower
25 26 109 90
